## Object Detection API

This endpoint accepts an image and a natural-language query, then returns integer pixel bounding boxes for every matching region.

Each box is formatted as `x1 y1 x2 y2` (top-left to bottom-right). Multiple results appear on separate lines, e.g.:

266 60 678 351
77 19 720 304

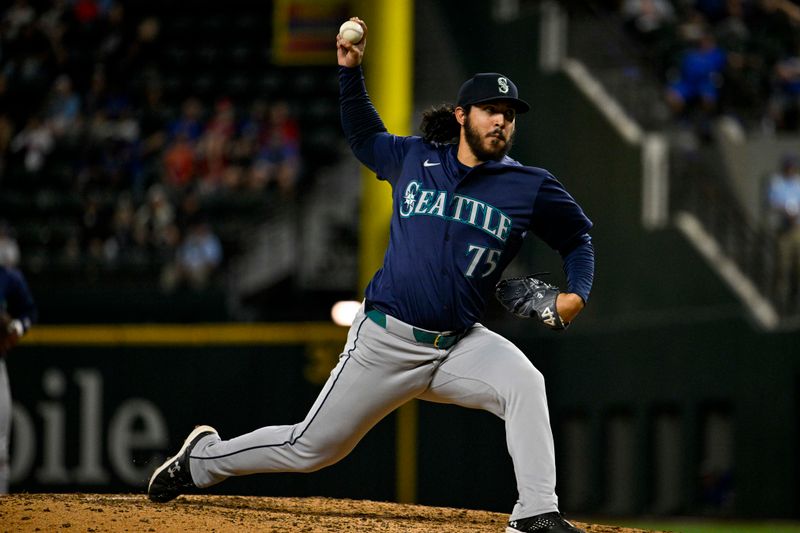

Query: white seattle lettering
399 188 513 242
481 205 495 233
496 213 512 240
428 192 447 217
465 198 481 225
414 190 434 214
451 195 469 221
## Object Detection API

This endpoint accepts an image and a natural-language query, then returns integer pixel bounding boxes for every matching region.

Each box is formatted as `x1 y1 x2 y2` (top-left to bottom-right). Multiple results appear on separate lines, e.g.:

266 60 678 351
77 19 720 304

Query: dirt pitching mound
0 493 666 532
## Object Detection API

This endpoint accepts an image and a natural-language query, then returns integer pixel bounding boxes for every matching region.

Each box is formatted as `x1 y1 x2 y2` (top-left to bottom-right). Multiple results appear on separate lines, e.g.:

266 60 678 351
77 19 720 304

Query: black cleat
507 512 586 533
147 425 218 503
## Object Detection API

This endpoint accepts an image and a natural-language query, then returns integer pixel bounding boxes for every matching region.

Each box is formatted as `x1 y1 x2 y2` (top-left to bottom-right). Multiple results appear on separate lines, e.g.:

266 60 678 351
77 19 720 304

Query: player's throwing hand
336 17 367 68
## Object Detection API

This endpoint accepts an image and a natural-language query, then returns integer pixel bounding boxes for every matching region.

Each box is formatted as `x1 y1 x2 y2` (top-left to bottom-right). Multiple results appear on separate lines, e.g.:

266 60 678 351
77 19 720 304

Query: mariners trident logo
402 182 418 214
498 77 509 94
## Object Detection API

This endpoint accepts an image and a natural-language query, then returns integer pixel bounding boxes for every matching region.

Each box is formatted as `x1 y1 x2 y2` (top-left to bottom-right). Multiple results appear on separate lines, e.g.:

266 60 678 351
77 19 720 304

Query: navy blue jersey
0 266 37 331
340 66 593 331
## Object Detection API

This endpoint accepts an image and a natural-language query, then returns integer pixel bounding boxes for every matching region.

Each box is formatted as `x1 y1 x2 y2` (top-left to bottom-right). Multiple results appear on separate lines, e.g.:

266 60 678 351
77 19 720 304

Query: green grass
598 519 800 533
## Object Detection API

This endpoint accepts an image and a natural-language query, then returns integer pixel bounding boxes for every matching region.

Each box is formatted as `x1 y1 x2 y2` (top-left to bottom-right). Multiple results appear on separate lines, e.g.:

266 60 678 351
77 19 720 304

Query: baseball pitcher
149 17 594 533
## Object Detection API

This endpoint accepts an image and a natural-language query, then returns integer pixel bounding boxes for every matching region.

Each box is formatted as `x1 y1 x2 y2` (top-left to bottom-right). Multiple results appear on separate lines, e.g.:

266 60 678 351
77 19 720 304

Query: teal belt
364 303 467 349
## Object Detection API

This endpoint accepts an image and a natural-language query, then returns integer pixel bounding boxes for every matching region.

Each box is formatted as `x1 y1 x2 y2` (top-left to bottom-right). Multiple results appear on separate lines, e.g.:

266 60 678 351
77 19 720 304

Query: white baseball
339 20 364 44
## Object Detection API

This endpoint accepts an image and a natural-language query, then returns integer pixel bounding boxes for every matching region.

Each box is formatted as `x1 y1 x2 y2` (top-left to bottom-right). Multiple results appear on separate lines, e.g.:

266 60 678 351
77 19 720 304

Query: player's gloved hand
495 275 568 330
0 312 23 357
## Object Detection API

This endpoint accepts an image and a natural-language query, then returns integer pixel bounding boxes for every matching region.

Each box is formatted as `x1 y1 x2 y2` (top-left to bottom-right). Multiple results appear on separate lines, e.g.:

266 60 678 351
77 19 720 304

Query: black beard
464 115 514 162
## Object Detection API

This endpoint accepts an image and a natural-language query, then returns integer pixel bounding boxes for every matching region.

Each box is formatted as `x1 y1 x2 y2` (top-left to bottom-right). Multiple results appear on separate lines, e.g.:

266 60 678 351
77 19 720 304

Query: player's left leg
0 360 11 494
149 305 440 502
418 325 583 532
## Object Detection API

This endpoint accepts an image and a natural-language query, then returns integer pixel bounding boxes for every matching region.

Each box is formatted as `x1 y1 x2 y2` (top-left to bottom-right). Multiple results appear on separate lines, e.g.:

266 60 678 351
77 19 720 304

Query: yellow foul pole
357 0 413 292
355 0 416 504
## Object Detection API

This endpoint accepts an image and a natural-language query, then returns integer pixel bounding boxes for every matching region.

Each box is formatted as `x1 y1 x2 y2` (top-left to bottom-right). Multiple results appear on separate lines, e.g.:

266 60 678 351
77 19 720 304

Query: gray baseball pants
189 304 559 519
0 359 10 494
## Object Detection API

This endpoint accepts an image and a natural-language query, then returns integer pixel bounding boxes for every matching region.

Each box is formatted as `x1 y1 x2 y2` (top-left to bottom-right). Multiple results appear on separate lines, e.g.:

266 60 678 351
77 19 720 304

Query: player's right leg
418 325 584 533
149 305 436 501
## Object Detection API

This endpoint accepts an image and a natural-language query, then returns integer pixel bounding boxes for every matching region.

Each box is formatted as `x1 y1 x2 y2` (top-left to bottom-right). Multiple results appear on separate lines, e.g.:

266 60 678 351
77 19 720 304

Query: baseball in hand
339 20 364 44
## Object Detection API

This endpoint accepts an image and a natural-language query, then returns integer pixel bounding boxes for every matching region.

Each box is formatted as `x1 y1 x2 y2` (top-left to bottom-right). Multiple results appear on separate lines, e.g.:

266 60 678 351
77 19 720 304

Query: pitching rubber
147 425 218 493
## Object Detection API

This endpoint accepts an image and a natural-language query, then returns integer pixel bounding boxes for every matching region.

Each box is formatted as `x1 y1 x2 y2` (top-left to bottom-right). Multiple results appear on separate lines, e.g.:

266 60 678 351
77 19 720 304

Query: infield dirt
0 493 669 532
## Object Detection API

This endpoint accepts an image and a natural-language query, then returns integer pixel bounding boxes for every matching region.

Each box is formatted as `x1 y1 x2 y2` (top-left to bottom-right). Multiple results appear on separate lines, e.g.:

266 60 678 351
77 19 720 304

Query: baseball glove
0 312 21 356
495 275 568 330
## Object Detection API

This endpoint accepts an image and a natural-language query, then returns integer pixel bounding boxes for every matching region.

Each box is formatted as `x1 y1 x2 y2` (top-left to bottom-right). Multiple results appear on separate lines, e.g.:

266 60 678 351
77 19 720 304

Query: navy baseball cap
456 73 530 114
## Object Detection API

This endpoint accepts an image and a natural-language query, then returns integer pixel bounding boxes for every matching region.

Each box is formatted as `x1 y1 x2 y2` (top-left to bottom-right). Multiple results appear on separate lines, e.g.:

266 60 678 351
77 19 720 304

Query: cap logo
497 77 509 94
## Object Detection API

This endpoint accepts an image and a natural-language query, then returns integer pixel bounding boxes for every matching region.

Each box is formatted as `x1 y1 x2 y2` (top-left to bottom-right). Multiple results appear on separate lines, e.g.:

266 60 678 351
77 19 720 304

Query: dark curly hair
419 103 464 144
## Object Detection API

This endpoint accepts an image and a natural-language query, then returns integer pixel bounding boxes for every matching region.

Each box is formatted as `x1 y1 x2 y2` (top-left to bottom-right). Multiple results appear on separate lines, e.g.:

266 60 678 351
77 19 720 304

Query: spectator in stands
665 28 728 128
37 3 68 70
163 132 196 191
175 186 202 229
0 74 14 175
103 192 136 265
714 0 751 53
234 98 266 167
221 164 245 190
748 0 800 68
206 98 237 139
133 183 179 258
10 115 53 175
135 81 168 194
248 101 300 196
77 109 137 194
38 0 70 41
196 98 235 195
713 0 762 116
0 221 21 269
168 97 204 142
2 0 36 41
80 192 112 263
121 16 161 81
767 51 800 130
73 0 100 26
95 4 128 89
160 220 223 292
767 153 800 304
622 0 676 46
84 69 110 117
267 100 300 145
44 74 81 138
675 6 711 44
5 18 55 106
137 82 168 143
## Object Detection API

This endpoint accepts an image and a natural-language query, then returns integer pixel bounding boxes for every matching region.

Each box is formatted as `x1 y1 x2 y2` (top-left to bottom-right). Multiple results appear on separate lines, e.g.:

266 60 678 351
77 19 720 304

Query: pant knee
292 438 353 473
507 365 546 405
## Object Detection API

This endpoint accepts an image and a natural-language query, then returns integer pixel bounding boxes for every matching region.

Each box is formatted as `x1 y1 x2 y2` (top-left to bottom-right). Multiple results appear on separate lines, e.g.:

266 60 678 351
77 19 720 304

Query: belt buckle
433 334 443 349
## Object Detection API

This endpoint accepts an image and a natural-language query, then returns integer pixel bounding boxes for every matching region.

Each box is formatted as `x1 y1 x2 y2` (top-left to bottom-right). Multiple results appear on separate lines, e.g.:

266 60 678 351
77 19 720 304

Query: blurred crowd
766 152 800 305
606 0 800 132
0 0 303 290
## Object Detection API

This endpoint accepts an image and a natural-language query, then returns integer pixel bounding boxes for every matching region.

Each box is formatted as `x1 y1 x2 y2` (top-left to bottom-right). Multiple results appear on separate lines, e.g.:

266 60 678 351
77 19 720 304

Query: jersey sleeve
339 65 415 186
6 268 37 332
530 174 593 250
561 237 594 303
368 133 419 186
530 173 595 302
